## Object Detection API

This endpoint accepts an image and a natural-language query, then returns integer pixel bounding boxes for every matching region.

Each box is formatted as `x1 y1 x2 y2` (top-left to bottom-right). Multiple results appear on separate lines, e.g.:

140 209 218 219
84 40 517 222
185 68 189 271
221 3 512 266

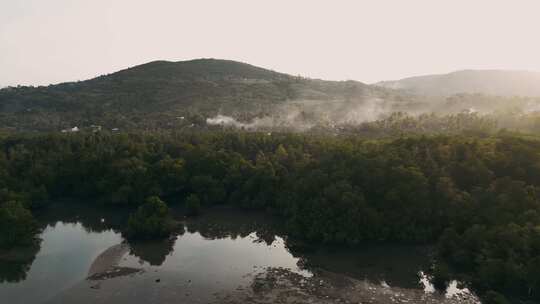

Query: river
0 204 480 304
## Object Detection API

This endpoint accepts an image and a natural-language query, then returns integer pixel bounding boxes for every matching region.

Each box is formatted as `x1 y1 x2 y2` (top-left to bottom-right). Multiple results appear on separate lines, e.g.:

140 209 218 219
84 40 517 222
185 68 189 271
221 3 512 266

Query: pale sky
1 0 540 87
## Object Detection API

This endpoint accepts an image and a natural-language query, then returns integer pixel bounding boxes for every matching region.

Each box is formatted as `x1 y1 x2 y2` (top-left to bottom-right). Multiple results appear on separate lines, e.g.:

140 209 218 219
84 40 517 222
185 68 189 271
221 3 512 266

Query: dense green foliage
185 194 202 216
1 131 540 301
126 196 172 239
0 201 37 247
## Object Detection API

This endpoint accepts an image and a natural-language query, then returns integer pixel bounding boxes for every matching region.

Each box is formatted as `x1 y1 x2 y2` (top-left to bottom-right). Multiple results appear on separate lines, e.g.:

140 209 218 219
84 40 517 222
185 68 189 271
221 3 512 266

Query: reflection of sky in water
121 231 310 291
0 222 121 304
0 223 309 304
1 218 479 304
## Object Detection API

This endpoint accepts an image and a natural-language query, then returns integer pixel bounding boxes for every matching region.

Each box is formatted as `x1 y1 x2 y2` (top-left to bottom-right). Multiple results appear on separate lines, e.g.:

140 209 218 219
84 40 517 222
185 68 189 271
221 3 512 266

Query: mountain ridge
375 69 540 97
2 58 540 132
0 58 375 131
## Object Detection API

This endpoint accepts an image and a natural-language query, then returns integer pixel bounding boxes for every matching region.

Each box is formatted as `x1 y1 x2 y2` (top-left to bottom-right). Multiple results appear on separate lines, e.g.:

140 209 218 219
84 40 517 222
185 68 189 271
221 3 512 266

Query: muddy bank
87 243 131 277
49 265 479 304
215 267 480 304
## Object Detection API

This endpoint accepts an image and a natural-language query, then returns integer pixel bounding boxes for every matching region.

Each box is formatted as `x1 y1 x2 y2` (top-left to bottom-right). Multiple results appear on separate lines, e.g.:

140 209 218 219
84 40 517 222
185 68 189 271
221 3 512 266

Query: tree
185 194 201 216
126 196 172 239
527 256 540 297
190 175 226 205
0 201 38 248
483 291 511 304
155 157 186 196
431 262 451 291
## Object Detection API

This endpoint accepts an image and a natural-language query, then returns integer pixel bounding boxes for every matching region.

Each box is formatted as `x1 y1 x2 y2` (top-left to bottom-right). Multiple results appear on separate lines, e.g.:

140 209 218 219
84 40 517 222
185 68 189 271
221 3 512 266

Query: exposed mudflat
215 267 479 304
50 263 479 304
87 243 131 277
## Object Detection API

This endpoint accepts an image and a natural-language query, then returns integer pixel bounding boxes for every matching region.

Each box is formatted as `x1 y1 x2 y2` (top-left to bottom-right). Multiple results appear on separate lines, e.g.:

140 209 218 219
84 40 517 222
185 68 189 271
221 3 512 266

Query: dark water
0 204 475 304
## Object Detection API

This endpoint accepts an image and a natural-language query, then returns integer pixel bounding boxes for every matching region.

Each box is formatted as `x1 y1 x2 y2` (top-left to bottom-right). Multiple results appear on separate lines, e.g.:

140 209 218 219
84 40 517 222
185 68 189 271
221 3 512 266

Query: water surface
0 205 478 304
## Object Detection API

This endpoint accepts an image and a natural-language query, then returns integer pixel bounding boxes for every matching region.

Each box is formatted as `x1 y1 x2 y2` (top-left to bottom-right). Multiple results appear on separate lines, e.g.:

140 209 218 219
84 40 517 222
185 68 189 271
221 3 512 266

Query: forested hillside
0 59 388 131
3 59 540 136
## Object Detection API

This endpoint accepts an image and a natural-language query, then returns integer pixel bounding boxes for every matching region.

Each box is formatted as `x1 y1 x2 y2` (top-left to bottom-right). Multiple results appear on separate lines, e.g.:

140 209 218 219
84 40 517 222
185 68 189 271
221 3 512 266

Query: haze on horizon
1 0 540 87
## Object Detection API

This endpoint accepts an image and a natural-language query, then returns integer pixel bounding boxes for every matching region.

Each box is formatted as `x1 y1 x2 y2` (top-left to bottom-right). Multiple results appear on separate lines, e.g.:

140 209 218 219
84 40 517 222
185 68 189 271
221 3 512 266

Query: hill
375 70 540 97
6 60 539 133
0 59 387 131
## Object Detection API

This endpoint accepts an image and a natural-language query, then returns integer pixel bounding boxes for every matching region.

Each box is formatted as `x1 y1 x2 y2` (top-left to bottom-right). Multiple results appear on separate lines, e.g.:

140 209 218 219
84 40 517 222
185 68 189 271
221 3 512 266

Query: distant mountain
0 59 291 113
375 70 540 97
0 59 384 131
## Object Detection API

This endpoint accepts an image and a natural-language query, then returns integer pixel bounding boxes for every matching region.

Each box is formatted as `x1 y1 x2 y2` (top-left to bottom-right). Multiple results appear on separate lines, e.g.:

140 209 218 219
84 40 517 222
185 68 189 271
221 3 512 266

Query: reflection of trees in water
184 210 432 289
127 226 184 266
0 240 41 283
253 230 277 246
185 211 283 246
0 203 128 284
123 211 283 267
36 202 129 234
2 205 432 290
289 243 431 289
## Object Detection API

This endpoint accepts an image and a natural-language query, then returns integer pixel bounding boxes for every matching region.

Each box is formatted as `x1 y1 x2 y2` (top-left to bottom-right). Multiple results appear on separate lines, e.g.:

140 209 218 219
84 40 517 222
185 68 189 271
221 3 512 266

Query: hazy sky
2 0 540 87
